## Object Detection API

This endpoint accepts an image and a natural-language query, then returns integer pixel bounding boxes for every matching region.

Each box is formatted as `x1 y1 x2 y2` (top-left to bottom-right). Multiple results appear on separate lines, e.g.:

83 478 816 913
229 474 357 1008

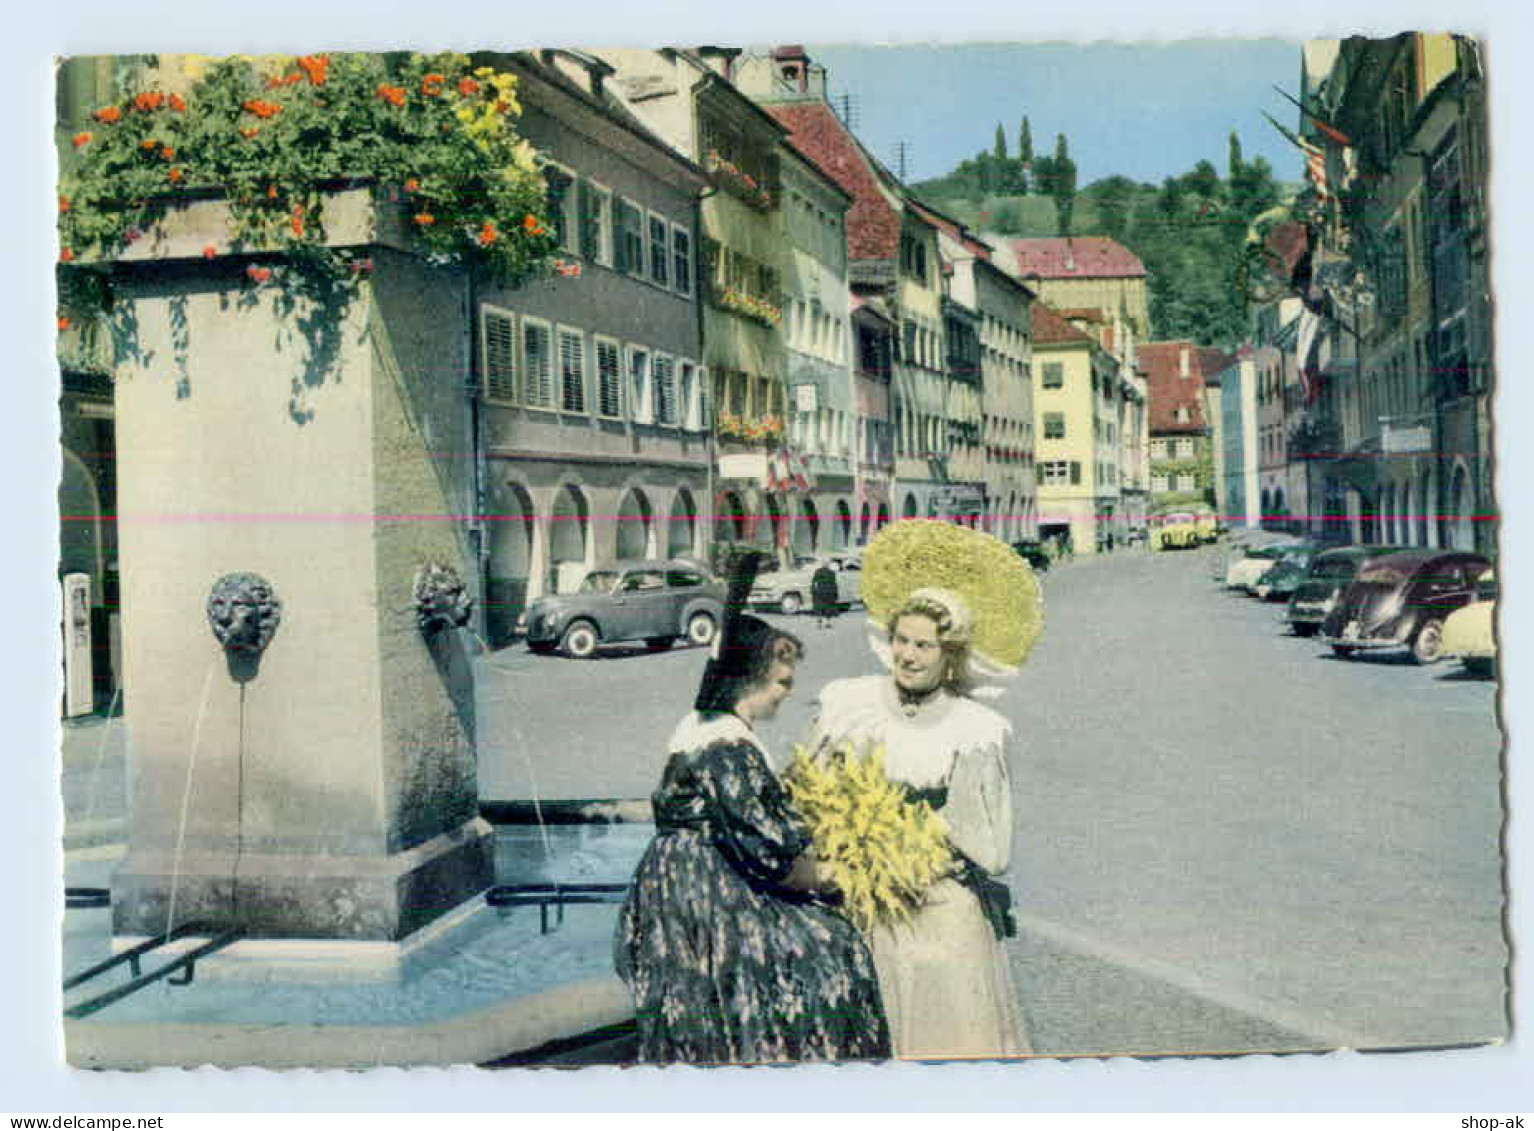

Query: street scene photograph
42 26 1511 1094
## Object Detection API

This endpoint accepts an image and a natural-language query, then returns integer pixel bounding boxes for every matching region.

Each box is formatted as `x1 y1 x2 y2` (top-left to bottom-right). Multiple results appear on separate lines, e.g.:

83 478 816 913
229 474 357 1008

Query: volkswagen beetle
522 560 725 658
1321 550 1491 664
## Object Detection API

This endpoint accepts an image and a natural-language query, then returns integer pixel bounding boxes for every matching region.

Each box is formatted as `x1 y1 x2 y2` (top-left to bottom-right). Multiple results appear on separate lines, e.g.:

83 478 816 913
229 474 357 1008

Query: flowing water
163 662 218 937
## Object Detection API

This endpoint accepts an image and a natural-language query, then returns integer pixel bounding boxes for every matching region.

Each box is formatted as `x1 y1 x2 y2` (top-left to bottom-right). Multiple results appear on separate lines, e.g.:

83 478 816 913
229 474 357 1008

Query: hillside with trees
911 122 1297 347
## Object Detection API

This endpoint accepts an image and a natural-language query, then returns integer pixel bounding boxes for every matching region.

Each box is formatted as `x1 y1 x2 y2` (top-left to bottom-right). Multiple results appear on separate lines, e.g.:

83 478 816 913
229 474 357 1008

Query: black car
1286 546 1409 636
1252 545 1323 601
1321 550 1492 664
522 559 726 658
1011 541 1051 574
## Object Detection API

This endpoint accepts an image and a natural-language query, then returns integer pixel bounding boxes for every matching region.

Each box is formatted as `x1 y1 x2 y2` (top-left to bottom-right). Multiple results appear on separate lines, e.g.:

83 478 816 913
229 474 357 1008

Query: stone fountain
102 189 494 957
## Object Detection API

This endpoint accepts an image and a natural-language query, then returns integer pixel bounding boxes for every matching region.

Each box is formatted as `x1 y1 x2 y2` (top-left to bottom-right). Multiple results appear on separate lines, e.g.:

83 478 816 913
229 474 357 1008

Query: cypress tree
1018 116 1033 193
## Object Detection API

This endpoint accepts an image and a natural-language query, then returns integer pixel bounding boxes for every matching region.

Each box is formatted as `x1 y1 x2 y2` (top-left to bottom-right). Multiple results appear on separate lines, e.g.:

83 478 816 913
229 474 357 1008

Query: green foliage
912 127 1291 348
57 52 562 321
994 122 1008 163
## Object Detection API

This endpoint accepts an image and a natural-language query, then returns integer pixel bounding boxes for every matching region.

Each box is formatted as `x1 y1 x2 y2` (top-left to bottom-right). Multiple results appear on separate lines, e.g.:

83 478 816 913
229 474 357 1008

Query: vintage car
748 552 862 614
1225 543 1302 591
1284 546 1409 636
1010 540 1052 574
1252 545 1322 601
1441 567 1497 677
1152 512 1202 551
522 559 725 658
1322 550 1492 664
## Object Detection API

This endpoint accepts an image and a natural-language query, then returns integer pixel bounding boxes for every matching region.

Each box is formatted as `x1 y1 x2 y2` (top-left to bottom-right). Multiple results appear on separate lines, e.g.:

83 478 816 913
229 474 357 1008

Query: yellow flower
782 742 953 933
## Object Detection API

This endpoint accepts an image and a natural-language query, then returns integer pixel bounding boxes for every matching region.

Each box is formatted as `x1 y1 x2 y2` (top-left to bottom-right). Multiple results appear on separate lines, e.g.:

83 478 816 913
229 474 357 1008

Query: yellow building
1031 303 1120 554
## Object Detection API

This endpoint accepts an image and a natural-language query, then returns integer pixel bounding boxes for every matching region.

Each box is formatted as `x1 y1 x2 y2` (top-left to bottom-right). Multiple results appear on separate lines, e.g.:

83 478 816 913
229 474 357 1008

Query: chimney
696 46 743 83
772 45 810 93
1179 346 1190 377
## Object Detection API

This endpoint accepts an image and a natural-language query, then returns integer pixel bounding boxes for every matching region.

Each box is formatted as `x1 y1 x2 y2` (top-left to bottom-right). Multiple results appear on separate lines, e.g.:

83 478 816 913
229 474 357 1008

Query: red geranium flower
167 167 184 184
242 99 283 120
420 72 445 97
414 212 435 227
72 132 91 148
376 84 406 108
246 265 272 283
58 196 69 213
59 248 74 262
93 106 121 124
296 55 329 86
57 316 71 331
457 76 479 96
132 92 164 113
169 93 187 112
477 221 498 247
404 177 420 193
202 244 217 259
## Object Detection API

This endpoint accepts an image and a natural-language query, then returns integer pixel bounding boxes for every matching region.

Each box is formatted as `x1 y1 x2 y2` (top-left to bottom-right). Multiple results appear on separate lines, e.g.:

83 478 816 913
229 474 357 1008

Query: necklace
896 686 939 718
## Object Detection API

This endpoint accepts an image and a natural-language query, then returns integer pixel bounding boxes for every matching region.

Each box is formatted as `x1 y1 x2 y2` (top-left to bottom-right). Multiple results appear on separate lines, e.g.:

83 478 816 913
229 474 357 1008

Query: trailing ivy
57 52 562 323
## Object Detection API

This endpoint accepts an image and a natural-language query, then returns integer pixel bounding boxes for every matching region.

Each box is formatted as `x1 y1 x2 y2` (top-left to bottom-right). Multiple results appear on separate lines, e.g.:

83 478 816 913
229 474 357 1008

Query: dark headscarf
694 549 779 716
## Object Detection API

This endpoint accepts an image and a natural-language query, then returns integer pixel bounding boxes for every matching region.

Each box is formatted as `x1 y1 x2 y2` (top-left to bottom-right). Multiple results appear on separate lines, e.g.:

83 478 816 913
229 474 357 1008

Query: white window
679 361 700 430
1177 472 1198 492
627 345 652 424
558 326 586 414
545 164 579 256
615 198 645 276
653 353 676 426
648 213 671 288
595 336 623 419
1176 437 1194 458
521 318 554 408
1041 460 1070 486
579 179 612 266
672 225 693 297
1151 473 1170 492
481 305 517 404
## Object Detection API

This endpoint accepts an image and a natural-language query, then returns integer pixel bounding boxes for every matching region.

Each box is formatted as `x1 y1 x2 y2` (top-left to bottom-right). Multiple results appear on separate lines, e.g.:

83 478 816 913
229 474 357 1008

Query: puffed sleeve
695 740 813 886
942 728 1014 875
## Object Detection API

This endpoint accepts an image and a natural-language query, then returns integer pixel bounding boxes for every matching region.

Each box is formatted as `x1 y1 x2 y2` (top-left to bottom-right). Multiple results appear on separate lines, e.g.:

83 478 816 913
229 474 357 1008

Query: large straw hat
861 520 1044 672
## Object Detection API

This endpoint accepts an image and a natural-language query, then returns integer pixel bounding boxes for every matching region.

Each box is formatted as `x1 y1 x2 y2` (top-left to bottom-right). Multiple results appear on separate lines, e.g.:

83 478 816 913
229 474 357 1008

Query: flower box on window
713 286 782 329
703 149 774 212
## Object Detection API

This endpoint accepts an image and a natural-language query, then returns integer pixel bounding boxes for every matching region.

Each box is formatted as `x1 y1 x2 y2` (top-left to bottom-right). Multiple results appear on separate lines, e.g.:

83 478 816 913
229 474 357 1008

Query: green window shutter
1069 461 1081 485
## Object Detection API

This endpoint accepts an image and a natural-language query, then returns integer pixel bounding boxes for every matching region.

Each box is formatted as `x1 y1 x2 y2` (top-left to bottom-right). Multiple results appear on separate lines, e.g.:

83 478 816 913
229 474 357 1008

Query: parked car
1285 546 1409 637
1010 540 1052 574
522 559 725 658
1225 543 1299 591
1322 550 1492 664
748 552 862 614
1252 545 1322 601
1441 567 1497 677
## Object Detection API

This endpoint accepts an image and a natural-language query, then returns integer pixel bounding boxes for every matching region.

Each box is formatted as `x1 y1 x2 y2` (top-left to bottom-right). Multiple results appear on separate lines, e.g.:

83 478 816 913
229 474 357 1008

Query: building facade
1139 342 1218 514
1218 350 1261 529
475 52 712 641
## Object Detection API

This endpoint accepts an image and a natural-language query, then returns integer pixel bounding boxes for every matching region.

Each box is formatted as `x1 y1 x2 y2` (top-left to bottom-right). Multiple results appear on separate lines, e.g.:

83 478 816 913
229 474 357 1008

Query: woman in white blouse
806 583 1029 1060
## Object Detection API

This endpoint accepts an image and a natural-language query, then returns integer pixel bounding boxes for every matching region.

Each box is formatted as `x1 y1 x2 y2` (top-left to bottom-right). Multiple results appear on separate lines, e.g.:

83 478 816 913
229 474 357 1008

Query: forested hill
909 124 1300 348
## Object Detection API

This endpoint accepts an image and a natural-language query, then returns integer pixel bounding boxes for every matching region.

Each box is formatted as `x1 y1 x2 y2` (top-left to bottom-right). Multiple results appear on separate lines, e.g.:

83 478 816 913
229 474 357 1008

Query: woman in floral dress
614 555 890 1065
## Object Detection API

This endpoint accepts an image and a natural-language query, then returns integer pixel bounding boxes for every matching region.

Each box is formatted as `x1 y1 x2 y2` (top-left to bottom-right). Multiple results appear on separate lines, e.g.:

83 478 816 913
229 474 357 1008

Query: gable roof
1005 236 1147 280
907 199 993 261
764 101 902 262
1138 341 1218 433
1031 302 1095 348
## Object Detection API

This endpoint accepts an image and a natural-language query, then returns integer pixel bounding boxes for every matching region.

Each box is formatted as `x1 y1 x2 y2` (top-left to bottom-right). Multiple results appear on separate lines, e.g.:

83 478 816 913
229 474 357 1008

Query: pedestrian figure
812 561 839 629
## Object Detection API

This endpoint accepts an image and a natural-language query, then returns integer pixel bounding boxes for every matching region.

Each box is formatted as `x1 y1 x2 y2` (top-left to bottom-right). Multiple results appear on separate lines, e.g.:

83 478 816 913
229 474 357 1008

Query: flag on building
1273 85 1353 148
1263 111 1328 202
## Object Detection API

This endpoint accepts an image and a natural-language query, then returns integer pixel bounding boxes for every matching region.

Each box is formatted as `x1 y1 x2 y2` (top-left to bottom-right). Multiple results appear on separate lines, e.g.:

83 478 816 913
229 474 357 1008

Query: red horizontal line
60 511 1501 525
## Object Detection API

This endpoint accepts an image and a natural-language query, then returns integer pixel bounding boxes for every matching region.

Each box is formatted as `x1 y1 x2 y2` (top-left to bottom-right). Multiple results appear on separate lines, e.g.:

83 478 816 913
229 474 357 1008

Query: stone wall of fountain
106 192 493 943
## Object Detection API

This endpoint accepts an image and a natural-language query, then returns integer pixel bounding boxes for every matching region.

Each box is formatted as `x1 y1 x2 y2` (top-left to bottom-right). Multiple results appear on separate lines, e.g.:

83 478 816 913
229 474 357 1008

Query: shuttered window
628 346 651 424
649 214 670 287
678 361 698 429
481 307 517 403
672 226 692 297
652 354 676 426
579 180 611 265
558 328 586 414
615 199 644 276
522 319 553 408
595 338 622 419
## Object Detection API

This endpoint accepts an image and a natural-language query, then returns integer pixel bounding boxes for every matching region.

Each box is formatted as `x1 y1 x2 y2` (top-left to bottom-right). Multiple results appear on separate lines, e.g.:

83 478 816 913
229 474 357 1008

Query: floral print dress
614 712 891 1065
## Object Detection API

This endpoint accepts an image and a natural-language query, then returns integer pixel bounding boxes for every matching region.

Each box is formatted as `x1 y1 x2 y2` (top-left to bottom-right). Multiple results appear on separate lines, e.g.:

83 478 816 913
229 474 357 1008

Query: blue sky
803 40 1308 188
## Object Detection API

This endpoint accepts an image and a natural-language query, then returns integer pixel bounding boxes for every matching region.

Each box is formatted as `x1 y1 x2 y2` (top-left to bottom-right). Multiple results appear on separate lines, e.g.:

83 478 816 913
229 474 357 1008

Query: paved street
476 545 1508 1055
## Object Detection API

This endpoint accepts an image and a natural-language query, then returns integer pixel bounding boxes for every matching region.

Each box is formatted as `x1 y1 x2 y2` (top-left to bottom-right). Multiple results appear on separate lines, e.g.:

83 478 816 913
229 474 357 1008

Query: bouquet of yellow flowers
783 741 953 932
